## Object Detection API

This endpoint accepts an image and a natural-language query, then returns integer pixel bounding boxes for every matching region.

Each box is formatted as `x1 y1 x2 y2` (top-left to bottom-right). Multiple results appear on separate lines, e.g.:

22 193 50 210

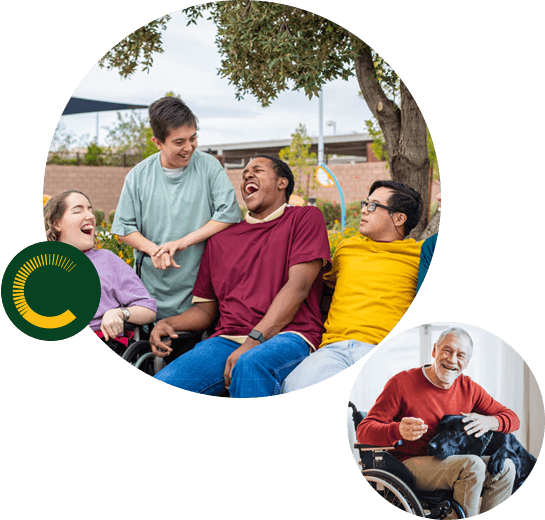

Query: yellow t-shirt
320 235 422 347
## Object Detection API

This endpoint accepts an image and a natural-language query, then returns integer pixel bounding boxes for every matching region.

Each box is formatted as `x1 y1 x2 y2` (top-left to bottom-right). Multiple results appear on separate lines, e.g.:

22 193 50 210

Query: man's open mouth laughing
245 182 259 198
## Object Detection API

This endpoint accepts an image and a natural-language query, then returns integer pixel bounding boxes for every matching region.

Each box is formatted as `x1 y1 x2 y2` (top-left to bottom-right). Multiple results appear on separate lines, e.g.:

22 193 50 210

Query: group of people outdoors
43 95 435 398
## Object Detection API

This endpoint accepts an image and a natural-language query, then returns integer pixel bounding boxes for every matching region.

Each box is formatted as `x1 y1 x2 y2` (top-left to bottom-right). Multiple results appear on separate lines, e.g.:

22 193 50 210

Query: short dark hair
148 96 199 142
253 155 295 203
369 180 423 237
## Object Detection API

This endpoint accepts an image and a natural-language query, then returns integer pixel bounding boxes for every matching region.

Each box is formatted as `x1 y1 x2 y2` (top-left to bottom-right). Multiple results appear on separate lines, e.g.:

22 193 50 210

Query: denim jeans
281 339 376 393
154 333 309 398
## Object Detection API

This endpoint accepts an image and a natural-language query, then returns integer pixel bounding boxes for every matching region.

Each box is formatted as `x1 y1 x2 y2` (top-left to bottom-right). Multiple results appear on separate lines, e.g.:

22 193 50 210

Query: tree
99 1 432 235
105 110 155 158
98 16 172 77
105 92 181 158
279 124 318 201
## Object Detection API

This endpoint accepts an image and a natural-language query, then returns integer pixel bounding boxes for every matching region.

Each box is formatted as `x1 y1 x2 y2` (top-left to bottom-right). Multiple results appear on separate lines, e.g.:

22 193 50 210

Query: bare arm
223 259 323 387
152 220 235 269
251 259 323 338
100 305 157 342
118 230 159 257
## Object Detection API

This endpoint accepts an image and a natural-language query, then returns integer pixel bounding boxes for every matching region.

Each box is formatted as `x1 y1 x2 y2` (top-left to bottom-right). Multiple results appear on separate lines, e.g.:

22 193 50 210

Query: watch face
249 330 264 342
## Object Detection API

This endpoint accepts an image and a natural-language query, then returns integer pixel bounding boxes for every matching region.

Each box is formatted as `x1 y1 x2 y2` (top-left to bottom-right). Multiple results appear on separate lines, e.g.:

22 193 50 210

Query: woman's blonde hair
43 189 92 241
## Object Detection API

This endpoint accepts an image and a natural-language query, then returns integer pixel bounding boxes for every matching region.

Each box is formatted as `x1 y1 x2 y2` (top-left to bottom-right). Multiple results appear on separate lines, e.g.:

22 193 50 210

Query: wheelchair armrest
160 330 204 342
355 440 403 451
154 330 207 367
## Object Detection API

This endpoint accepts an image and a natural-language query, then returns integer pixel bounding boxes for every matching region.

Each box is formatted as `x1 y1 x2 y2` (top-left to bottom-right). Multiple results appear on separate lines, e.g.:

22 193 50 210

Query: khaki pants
403 455 516 517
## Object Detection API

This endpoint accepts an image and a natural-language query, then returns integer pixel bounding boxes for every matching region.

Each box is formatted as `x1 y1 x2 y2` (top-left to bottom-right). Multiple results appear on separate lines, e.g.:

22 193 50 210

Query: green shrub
96 220 135 267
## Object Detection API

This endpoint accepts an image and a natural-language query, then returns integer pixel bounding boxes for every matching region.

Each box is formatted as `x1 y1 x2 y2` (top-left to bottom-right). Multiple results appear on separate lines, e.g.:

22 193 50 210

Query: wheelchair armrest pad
355 440 403 450
160 330 205 342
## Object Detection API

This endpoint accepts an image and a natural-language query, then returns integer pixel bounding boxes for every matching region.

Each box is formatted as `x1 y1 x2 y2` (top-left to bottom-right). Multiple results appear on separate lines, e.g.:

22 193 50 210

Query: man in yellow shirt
282 180 423 392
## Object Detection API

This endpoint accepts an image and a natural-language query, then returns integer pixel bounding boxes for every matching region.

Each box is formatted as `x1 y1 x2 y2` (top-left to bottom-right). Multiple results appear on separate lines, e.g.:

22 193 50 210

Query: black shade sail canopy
62 97 148 115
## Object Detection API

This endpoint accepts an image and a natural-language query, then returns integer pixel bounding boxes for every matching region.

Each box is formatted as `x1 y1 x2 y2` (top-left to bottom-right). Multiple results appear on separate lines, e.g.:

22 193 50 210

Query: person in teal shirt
416 191 441 293
112 96 241 320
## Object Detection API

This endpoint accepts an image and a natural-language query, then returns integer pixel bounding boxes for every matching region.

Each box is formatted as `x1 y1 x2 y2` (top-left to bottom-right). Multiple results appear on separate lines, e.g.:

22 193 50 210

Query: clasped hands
150 238 189 270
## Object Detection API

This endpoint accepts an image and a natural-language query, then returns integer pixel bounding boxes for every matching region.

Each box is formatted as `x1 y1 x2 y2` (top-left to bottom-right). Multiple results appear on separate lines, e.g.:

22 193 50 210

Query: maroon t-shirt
193 206 331 349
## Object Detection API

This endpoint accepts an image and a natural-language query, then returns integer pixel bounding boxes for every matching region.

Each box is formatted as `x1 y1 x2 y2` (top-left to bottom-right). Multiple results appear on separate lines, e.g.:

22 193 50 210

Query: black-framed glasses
360 200 398 213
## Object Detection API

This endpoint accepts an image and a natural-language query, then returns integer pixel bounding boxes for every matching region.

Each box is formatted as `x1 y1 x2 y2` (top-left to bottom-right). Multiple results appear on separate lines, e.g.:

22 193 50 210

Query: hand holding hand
153 239 188 269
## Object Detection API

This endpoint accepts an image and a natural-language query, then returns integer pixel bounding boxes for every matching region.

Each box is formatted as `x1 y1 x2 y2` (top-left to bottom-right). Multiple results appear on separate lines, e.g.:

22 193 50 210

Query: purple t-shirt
193 206 331 349
85 249 157 331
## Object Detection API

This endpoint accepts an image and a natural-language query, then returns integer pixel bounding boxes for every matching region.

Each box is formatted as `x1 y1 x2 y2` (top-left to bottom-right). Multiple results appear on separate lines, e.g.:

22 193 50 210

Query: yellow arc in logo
12 253 77 329
18 307 76 328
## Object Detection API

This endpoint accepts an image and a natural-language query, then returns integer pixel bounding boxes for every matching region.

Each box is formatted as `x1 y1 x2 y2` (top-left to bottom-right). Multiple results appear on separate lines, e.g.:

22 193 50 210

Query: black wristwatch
248 329 266 343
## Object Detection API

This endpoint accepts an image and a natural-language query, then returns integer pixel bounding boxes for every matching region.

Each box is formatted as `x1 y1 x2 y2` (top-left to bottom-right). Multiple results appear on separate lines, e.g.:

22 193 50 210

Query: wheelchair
101 252 210 377
100 323 204 376
349 402 466 518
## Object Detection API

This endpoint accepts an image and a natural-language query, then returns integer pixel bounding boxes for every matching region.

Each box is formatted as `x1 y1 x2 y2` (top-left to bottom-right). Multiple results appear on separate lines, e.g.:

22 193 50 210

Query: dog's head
427 415 493 459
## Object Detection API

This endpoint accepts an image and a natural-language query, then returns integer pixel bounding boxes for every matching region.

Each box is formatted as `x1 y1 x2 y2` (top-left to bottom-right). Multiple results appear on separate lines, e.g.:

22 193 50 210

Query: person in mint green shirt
111 97 241 320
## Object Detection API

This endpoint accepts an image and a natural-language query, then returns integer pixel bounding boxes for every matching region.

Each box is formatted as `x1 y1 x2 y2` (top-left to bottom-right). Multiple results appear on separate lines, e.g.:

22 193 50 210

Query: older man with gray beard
357 327 519 517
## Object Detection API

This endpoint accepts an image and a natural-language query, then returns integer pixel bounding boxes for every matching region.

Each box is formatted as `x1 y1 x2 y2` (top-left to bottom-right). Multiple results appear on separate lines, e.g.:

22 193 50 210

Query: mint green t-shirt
111 150 241 319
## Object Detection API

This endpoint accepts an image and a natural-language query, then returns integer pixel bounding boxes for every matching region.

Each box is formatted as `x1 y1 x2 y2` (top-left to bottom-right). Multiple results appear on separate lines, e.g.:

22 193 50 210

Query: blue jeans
154 333 309 398
281 339 376 393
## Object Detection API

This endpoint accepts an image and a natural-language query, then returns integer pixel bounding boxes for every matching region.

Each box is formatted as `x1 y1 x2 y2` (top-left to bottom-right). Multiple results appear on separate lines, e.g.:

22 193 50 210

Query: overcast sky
63 9 371 147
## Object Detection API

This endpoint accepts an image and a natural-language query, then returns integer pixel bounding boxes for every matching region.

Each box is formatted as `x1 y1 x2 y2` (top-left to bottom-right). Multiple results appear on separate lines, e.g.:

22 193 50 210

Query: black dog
427 415 537 492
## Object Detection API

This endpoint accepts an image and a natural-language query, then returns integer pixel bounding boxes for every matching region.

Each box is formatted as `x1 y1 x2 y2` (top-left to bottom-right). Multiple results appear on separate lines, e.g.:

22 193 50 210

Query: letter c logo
2 242 100 341
13 253 77 328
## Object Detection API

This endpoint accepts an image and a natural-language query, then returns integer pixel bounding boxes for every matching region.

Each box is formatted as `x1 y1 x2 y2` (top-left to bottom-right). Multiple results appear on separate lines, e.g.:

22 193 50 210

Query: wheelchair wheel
450 501 465 518
363 469 425 516
417 491 466 519
122 340 156 376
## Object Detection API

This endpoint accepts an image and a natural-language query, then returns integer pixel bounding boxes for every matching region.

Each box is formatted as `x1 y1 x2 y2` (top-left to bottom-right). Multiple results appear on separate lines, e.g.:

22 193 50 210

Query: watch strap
248 329 266 343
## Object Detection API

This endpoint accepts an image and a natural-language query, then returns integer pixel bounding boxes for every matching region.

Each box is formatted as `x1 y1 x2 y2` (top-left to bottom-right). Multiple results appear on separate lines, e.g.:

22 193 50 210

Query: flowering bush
327 225 359 257
95 221 135 267
316 199 362 230
315 199 341 229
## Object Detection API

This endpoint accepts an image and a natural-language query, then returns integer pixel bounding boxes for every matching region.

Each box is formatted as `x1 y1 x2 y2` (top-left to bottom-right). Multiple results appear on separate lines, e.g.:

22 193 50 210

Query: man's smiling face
241 157 288 220
430 334 471 389
153 125 197 169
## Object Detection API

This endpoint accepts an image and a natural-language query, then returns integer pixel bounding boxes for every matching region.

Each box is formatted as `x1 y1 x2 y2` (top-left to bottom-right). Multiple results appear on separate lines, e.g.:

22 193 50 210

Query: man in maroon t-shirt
150 155 331 398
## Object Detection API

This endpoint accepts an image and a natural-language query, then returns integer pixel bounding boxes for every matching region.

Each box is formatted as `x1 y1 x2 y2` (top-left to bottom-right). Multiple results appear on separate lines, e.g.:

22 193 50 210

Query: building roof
198 133 372 164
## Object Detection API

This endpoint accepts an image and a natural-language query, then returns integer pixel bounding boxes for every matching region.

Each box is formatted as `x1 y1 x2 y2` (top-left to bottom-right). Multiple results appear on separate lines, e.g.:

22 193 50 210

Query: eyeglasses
360 200 398 213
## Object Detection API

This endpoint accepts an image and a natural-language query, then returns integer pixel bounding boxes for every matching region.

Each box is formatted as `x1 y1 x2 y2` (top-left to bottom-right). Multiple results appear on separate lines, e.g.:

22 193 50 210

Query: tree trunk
419 210 440 241
353 44 430 238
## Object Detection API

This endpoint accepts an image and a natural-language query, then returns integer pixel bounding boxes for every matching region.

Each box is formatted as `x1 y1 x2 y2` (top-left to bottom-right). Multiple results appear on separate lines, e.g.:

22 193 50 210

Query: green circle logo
2 241 101 341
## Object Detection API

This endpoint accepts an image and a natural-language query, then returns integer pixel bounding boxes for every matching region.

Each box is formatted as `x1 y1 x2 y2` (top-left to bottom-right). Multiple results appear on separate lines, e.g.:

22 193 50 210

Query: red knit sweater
356 367 520 461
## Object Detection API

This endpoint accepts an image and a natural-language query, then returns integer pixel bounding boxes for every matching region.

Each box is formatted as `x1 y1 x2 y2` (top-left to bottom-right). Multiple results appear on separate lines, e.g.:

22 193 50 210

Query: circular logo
2 241 101 341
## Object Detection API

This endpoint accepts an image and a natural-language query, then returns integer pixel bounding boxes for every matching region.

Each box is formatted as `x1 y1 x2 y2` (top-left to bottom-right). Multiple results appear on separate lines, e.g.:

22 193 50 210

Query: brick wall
44 161 441 217
44 165 132 217
224 162 391 206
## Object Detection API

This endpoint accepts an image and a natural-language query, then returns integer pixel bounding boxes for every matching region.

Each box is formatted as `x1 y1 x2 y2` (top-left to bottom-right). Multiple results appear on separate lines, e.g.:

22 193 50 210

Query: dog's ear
439 415 457 431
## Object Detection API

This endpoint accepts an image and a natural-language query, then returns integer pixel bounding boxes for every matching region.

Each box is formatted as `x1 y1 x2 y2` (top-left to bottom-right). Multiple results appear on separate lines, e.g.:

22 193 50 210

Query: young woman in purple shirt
44 190 157 344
